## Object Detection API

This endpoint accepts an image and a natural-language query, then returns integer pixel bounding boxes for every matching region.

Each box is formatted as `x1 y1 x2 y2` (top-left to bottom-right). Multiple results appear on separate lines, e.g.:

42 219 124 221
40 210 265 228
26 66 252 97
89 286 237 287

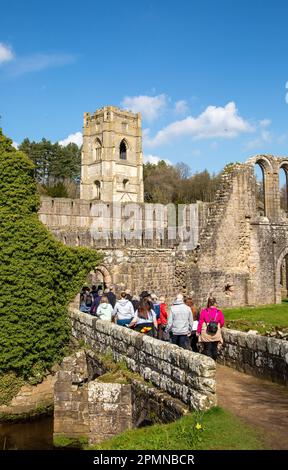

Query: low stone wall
70 309 217 411
86 350 190 426
54 352 133 445
219 328 288 385
0 375 55 420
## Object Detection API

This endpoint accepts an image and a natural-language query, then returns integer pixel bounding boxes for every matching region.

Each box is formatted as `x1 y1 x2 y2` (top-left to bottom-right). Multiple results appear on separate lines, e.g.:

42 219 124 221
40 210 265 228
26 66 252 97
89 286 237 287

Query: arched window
279 165 288 215
94 138 102 161
95 180 101 200
123 178 129 189
254 161 266 216
120 140 127 160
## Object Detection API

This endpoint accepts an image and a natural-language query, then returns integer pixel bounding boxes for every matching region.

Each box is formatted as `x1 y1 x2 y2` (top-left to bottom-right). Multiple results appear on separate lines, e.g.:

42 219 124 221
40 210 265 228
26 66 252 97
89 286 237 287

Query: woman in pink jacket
196 297 224 360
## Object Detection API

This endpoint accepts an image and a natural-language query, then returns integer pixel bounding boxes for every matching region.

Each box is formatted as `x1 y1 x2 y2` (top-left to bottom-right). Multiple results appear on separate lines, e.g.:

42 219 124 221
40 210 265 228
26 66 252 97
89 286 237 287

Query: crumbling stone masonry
54 352 133 445
39 155 288 308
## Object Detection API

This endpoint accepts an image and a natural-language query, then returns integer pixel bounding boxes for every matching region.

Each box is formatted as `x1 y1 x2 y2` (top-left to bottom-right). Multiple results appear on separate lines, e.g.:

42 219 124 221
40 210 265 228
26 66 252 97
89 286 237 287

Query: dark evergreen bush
0 130 101 380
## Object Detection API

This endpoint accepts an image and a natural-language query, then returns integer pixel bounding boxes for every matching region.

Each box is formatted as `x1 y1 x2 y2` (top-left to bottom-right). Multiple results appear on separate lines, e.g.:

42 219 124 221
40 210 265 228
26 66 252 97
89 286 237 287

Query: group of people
79 285 225 360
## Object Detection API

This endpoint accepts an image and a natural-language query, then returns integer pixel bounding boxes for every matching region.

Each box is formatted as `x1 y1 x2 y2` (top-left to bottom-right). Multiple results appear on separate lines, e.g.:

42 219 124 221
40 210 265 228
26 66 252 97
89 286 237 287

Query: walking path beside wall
70 309 216 411
217 364 288 449
219 328 288 385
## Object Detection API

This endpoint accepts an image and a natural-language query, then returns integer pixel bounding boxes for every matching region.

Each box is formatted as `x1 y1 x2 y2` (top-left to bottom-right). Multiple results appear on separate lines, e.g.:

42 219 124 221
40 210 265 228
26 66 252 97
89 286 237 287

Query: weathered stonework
54 350 190 445
54 351 133 445
0 374 55 420
39 154 288 308
81 106 144 202
70 309 217 411
218 328 288 385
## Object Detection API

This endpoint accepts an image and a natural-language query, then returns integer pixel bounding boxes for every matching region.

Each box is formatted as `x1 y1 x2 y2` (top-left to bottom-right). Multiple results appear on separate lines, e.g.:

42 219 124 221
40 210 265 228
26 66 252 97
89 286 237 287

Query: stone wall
54 352 133 445
218 328 288 385
190 157 288 307
39 198 202 250
0 375 55 419
70 309 217 411
98 247 179 302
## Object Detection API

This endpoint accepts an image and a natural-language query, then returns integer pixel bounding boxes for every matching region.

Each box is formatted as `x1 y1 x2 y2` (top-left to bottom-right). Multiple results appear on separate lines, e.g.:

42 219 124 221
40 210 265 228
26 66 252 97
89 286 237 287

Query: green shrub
0 129 101 380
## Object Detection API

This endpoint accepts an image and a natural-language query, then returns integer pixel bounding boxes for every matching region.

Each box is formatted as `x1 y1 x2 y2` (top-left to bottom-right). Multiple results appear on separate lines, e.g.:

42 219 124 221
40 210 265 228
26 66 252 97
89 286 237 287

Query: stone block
267 337 283 356
171 366 186 384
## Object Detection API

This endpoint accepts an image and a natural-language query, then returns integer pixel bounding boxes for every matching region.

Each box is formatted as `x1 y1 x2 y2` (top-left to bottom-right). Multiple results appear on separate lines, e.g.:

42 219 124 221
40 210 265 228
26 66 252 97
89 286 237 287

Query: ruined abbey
38 106 288 308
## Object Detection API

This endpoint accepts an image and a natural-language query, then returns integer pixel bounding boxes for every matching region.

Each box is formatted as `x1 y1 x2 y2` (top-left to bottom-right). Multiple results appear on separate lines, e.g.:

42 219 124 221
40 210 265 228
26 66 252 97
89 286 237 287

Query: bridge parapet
70 308 217 411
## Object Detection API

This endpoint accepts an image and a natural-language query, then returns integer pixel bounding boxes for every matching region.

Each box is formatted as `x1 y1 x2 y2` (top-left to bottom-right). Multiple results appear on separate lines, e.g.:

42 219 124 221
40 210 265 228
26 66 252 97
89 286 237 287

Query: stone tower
80 106 144 202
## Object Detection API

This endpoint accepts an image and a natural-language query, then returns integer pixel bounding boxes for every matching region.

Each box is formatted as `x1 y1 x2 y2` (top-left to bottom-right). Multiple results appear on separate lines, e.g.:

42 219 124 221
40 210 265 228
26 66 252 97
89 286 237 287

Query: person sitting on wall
112 291 135 326
96 296 113 321
165 293 193 349
128 298 158 337
80 292 93 313
80 286 90 305
196 296 225 360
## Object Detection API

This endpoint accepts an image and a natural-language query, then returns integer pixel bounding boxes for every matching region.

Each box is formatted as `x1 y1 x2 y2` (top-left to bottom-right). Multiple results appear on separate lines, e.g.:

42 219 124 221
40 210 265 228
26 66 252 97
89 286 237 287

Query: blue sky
1 0 288 173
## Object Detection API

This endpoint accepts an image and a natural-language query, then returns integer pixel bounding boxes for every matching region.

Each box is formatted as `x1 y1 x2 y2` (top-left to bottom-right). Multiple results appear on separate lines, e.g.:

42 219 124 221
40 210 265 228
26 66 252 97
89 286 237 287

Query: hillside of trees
19 138 81 198
144 160 222 204
18 138 222 203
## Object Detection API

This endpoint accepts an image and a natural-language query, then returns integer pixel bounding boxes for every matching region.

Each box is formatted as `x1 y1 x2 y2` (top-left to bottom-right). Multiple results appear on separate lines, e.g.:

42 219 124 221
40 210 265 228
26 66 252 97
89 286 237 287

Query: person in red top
157 296 168 340
197 296 225 360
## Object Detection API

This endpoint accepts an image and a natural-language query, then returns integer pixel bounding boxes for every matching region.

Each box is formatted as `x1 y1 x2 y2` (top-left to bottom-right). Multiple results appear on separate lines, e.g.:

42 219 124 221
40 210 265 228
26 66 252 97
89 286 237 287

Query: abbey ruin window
95 180 101 200
120 140 127 160
254 161 266 216
94 138 102 161
123 178 129 189
279 165 288 215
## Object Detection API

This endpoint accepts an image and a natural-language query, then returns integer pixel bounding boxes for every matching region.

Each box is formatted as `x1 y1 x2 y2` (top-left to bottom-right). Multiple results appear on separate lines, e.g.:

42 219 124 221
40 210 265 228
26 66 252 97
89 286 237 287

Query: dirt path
216 364 288 450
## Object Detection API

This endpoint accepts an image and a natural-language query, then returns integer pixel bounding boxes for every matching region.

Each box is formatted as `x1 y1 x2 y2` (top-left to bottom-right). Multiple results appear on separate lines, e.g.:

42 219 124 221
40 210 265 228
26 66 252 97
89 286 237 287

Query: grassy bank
223 301 288 333
90 407 266 450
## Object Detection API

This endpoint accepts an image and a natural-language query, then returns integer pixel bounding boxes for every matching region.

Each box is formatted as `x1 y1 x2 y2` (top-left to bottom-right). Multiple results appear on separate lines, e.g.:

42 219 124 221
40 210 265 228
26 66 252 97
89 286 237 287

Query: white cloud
59 131 83 147
174 100 189 115
245 119 272 150
3 53 76 77
0 43 14 64
259 119 271 128
145 102 254 147
121 94 167 122
143 154 172 165
12 141 19 149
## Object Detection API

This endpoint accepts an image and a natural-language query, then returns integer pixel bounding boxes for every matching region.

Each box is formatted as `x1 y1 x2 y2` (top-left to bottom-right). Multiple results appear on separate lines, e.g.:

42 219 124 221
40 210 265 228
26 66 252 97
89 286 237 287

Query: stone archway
275 248 288 303
88 265 112 289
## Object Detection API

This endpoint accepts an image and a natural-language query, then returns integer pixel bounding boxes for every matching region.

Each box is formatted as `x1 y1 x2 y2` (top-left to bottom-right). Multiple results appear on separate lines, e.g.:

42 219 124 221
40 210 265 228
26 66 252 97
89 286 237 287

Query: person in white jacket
113 291 135 326
96 296 113 321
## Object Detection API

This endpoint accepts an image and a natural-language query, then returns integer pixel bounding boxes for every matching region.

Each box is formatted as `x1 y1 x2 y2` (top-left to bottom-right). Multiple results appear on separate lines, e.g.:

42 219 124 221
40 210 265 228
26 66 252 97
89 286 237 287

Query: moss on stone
0 373 25 406
53 434 88 449
0 404 53 423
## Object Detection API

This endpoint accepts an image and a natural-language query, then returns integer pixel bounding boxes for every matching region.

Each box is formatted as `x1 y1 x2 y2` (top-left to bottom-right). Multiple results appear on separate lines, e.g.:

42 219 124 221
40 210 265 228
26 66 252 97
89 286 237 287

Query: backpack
153 303 161 320
206 309 219 335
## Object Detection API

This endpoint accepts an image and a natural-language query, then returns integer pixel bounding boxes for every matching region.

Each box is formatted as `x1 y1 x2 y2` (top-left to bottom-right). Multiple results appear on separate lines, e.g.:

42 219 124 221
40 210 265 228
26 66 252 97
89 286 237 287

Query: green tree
0 129 100 380
143 161 221 204
19 138 81 197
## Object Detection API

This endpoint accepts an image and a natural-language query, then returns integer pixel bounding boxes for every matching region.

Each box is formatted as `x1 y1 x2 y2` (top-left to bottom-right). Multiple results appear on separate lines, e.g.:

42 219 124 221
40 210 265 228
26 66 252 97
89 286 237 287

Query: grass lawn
223 301 288 333
89 407 266 450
